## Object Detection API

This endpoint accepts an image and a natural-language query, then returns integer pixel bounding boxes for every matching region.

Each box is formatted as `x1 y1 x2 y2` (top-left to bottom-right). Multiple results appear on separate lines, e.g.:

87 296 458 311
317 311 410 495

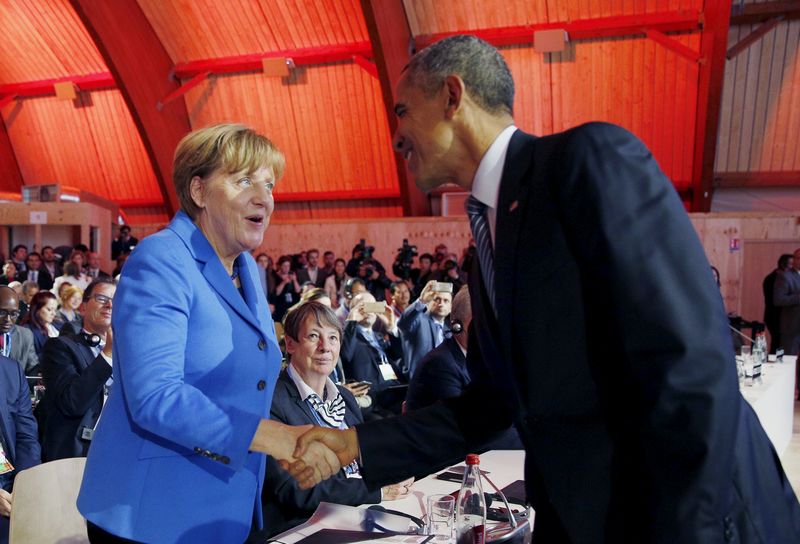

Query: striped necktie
466 195 496 311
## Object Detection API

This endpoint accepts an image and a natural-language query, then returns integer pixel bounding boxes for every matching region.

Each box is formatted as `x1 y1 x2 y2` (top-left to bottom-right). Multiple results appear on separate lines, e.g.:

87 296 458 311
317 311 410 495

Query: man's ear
443 75 465 118
189 176 206 210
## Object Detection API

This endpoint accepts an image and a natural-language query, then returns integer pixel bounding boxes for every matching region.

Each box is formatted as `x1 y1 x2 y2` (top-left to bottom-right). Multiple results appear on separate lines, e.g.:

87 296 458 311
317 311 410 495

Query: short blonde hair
173 123 286 220
59 284 83 305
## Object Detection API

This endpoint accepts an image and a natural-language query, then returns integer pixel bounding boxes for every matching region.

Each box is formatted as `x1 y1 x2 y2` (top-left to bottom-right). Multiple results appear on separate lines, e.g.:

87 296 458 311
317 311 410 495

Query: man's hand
250 419 312 461
346 300 367 323
419 280 437 304
0 489 12 517
281 427 359 489
381 477 414 501
376 303 397 331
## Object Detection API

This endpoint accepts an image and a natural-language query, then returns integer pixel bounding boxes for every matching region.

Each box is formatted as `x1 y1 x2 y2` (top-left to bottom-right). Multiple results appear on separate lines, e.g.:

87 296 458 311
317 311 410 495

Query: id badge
378 362 397 381
0 444 13 475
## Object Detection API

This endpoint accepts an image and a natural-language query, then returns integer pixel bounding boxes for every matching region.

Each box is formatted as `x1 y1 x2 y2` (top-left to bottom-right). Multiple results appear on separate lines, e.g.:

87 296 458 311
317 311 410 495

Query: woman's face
67 293 82 311
37 299 58 325
193 165 276 260
279 261 291 274
287 316 341 381
3 263 16 276
334 260 346 276
71 253 84 267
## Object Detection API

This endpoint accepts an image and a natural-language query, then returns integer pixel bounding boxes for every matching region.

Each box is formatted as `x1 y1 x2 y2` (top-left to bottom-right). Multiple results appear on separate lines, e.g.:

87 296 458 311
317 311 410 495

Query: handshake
252 420 359 489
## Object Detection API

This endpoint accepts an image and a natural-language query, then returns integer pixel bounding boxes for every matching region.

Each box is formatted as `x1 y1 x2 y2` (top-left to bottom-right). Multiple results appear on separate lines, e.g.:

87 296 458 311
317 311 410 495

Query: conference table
740 355 797 457
272 450 528 543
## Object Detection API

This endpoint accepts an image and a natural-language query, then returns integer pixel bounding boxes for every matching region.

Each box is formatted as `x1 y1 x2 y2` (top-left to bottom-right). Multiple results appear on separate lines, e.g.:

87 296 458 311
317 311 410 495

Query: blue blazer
405 337 469 411
0 354 41 487
77 212 282 543
397 300 441 379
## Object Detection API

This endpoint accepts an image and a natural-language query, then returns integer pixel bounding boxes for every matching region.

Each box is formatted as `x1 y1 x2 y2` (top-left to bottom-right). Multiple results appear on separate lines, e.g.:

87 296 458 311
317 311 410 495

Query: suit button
257 380 266 391
203 449 212 457
724 529 734 541
193 447 201 454
258 339 266 350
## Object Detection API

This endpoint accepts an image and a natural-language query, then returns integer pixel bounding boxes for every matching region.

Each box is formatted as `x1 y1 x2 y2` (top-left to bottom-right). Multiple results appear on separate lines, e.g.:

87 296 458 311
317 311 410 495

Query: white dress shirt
470 124 518 246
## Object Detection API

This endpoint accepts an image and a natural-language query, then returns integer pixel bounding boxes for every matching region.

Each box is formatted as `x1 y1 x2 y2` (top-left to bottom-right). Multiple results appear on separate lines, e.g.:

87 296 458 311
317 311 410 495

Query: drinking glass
427 494 455 542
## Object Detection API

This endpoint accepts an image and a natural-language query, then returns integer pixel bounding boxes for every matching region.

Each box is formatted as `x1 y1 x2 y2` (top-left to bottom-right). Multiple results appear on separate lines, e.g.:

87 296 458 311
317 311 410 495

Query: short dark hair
83 277 116 302
277 255 292 267
12 244 27 254
283 301 342 343
406 35 514 116
323 251 334 257
390 281 408 295
26 252 41 263
420 253 433 263
778 254 793 268
120 224 131 233
307 248 319 257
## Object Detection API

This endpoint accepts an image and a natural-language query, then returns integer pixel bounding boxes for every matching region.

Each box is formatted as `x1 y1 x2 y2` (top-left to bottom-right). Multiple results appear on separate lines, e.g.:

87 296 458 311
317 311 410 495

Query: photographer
392 239 420 286
438 259 464 293
412 253 437 299
270 255 301 322
346 239 390 301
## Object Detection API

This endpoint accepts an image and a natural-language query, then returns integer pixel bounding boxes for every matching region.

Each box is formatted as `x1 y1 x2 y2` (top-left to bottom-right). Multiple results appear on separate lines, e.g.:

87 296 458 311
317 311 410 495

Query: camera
353 239 375 262
392 239 418 279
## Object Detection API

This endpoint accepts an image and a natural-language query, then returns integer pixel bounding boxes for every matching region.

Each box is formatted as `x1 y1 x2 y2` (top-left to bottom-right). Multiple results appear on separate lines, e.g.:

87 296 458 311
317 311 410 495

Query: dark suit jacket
341 321 405 413
9 325 39 375
355 124 800 543
0 354 41 488
254 370 380 539
774 268 800 354
405 337 469 411
17 268 54 290
40 334 112 461
21 324 48 356
397 300 443 379
295 267 328 289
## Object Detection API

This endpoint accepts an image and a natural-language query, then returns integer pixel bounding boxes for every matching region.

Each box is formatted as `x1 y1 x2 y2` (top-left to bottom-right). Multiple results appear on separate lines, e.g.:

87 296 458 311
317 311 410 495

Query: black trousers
87 522 142 544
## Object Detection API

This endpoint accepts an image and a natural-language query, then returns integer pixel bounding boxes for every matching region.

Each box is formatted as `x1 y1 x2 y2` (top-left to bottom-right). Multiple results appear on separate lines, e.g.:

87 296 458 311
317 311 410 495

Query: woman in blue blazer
78 124 336 543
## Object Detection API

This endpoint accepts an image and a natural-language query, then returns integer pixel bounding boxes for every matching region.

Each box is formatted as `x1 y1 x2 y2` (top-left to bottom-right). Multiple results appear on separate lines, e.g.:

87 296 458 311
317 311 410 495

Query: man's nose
393 134 405 153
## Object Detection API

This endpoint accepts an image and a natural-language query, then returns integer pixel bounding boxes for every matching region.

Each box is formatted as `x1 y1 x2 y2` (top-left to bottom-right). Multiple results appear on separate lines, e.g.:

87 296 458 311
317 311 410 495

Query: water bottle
756 332 768 364
456 454 486 544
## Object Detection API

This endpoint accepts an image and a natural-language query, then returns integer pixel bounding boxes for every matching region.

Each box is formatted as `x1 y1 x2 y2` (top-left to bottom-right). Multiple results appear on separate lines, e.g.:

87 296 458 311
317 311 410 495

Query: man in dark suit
40 278 115 461
398 279 451 379
763 253 793 353
111 224 138 260
85 252 111 280
17 252 54 291
0 354 41 544
774 248 800 356
295 248 328 289
40 246 62 281
340 292 405 415
291 35 800 542
0 286 39 375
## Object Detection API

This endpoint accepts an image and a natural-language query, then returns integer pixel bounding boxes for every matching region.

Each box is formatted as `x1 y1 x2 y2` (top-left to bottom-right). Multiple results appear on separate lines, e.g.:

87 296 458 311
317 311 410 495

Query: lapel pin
509 200 519 212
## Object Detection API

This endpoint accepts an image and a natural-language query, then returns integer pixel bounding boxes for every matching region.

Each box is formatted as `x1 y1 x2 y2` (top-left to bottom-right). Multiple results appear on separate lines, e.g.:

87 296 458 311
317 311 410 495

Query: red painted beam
0 95 16 109
0 73 115 98
646 29 702 63
352 55 378 79
361 0 430 217
726 16 784 59
72 0 191 216
416 10 702 49
158 71 210 110
730 1 800 25
0 117 24 194
691 0 732 212
275 189 400 203
116 198 165 208
173 42 373 79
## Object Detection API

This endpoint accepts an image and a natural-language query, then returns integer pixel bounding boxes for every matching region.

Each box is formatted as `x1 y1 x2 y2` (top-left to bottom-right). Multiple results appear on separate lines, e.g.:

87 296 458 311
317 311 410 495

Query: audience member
254 302 411 539
111 253 128 278
764 254 793 353
0 262 18 286
398 280 452 379
9 245 27 274
19 291 59 355
356 260 391 302
271 255 301 321
341 292 405 415
334 277 366 325
53 262 91 294
324 258 348 309
321 251 336 277
438 259 464 292
111 224 138 260
0 353 41 544
41 246 62 280
86 252 111 280
18 252 54 290
296 249 327 288
0 286 39 375
54 285 83 334
40 279 115 461
388 281 411 318
18 281 39 322
774 247 800 355
412 253 436 297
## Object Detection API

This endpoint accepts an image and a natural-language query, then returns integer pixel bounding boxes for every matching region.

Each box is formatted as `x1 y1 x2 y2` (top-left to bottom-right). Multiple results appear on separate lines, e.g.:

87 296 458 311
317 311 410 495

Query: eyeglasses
0 310 20 320
91 294 113 306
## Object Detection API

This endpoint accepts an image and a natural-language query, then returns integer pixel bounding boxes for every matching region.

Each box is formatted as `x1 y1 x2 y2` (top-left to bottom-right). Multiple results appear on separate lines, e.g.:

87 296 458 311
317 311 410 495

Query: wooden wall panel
0 0 106 84
2 90 161 203
716 20 800 174
183 64 400 218
137 0 368 63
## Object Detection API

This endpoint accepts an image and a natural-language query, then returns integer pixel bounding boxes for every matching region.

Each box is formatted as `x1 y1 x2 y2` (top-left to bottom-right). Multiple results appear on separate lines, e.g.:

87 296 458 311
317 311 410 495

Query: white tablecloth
740 356 796 457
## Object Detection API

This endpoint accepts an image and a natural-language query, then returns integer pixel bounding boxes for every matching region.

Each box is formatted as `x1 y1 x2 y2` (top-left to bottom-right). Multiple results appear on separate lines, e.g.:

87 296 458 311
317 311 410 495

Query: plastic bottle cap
465 453 480 465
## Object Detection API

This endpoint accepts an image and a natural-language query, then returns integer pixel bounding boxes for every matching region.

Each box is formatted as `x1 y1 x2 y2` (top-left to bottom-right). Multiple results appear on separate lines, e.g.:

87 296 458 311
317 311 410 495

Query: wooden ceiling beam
690 0 732 212
71 0 189 216
713 171 800 188
0 116 24 194
361 0 430 216
726 16 785 59
0 73 115 98
730 1 800 25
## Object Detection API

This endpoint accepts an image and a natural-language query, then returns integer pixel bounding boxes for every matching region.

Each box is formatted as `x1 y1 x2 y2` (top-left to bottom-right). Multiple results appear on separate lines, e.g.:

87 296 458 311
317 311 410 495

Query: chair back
9 457 88 544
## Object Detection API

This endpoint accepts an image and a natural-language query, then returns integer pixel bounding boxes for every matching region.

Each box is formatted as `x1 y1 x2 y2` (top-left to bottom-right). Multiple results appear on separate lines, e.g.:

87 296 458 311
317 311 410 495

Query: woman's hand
250 420 342 483
381 477 414 501
342 381 370 397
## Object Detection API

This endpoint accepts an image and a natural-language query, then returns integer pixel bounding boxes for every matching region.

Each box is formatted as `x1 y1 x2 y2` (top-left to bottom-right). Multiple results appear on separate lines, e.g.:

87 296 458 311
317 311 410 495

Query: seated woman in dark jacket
253 302 412 540
19 291 59 356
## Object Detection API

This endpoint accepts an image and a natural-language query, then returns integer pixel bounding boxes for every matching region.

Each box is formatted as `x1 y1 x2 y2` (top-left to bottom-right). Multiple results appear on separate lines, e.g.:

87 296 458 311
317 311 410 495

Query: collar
287 364 338 402
470 124 517 209
358 324 375 337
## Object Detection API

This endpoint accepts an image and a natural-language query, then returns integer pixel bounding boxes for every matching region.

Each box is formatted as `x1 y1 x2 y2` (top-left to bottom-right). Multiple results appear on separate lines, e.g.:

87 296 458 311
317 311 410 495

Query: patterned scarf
288 365 346 428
